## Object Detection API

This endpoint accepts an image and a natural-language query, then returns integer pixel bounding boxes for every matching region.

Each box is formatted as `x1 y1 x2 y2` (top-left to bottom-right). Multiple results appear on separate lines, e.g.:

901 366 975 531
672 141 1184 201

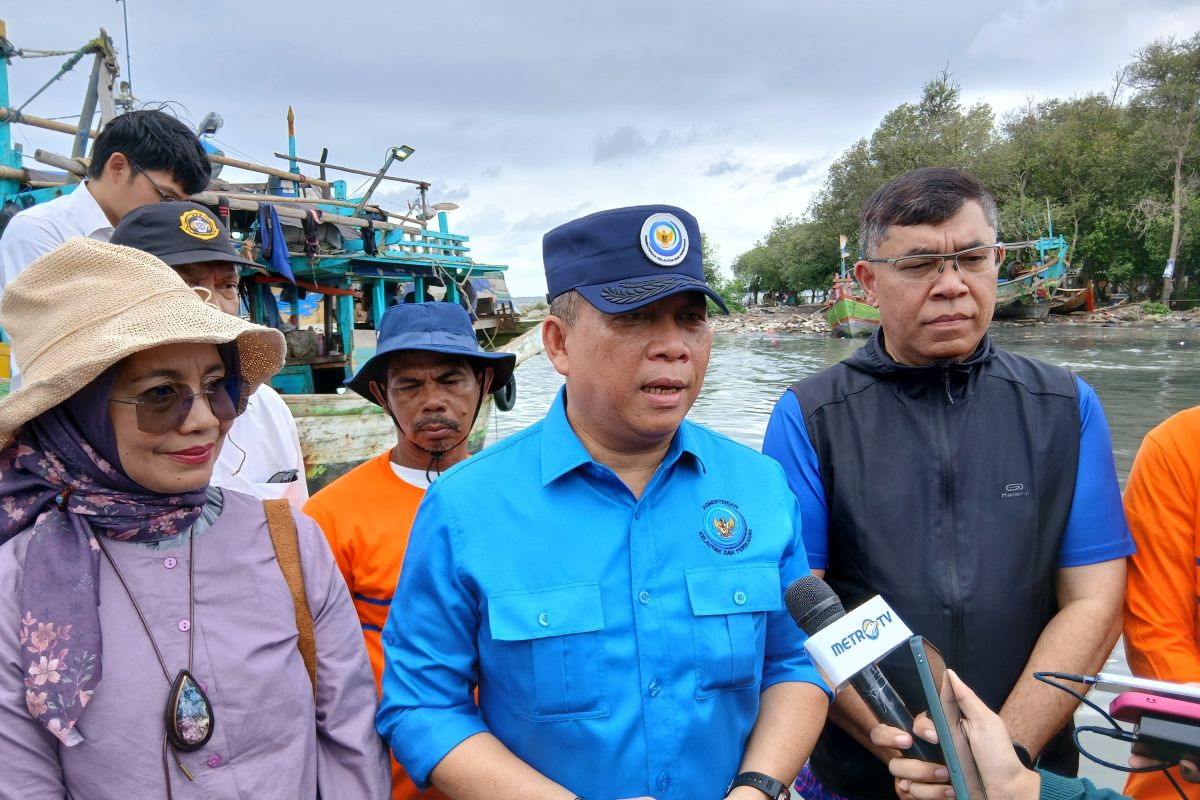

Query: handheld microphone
785 575 943 763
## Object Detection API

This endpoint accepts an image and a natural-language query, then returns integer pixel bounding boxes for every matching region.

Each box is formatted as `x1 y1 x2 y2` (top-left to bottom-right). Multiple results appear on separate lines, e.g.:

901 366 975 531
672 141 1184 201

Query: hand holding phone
910 637 989 800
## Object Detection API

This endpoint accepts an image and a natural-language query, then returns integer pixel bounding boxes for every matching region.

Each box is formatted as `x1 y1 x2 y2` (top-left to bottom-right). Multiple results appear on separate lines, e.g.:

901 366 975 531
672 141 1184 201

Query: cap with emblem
543 204 728 314
109 201 258 268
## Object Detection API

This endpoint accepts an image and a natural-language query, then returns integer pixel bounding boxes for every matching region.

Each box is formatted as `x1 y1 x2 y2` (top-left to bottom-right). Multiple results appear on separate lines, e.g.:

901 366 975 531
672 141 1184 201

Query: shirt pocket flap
685 564 781 616
488 582 605 641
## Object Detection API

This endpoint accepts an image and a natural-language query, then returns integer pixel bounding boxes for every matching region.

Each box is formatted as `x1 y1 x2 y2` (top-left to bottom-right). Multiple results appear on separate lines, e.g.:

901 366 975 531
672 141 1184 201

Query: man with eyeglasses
763 167 1133 800
0 109 211 388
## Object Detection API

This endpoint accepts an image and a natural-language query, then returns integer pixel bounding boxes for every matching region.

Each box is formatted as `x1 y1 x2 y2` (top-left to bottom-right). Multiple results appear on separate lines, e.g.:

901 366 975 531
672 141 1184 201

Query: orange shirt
305 451 445 800
1123 406 1200 800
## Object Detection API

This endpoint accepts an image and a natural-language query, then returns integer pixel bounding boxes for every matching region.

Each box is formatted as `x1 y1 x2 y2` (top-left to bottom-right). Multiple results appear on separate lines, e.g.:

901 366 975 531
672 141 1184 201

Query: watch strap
727 771 791 800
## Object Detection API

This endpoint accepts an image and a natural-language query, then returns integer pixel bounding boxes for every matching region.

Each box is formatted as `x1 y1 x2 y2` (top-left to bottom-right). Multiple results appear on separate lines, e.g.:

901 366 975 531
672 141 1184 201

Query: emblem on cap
640 213 689 267
179 209 219 241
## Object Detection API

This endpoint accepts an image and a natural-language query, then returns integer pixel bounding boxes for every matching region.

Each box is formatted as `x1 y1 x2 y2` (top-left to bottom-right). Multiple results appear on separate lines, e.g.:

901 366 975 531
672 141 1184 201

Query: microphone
785 575 943 763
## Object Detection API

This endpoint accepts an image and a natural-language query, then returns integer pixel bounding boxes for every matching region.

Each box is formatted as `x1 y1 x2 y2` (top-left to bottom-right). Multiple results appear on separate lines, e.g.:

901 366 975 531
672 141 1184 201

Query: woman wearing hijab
0 239 390 799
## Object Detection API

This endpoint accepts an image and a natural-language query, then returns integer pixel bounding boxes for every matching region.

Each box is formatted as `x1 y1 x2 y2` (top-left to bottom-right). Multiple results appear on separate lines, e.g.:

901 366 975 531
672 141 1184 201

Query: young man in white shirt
110 201 309 508
0 109 211 385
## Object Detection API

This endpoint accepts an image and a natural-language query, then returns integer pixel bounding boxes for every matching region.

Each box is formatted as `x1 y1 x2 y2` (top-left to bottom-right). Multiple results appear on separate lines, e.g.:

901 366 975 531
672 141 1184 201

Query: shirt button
537 612 550 627
206 754 222 768
638 591 651 605
733 590 747 605
163 557 178 570
633 508 642 519
657 772 671 793
647 678 661 697
178 619 191 633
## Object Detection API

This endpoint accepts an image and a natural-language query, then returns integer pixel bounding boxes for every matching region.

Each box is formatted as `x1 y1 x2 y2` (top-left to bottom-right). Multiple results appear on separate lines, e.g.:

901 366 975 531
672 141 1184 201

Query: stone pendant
165 669 214 752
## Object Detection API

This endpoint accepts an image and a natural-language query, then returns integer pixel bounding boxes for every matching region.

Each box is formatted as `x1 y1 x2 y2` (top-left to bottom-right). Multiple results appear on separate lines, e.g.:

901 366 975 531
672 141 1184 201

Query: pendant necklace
95 527 215 798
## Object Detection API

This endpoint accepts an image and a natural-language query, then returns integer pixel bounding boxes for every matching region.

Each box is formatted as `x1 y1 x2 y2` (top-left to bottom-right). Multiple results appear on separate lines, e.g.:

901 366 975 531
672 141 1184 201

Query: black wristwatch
1012 741 1034 769
727 771 791 800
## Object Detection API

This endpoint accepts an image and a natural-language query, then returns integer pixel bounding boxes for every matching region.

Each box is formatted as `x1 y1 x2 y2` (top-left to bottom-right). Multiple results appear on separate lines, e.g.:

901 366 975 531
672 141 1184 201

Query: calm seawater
486 324 1200 481
483 323 1200 787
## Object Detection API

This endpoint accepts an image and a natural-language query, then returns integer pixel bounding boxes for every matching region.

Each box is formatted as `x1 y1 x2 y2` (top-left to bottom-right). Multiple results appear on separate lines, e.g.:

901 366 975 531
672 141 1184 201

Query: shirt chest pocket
487 582 608 721
685 563 781 698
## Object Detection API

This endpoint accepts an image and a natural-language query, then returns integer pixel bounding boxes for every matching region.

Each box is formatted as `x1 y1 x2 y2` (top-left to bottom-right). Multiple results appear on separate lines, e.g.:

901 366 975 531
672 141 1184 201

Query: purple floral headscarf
0 366 207 745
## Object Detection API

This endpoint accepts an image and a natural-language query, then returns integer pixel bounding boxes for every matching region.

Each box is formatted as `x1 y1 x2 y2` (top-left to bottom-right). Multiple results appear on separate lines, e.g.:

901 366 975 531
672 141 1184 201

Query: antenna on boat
115 0 132 93
1045 197 1054 239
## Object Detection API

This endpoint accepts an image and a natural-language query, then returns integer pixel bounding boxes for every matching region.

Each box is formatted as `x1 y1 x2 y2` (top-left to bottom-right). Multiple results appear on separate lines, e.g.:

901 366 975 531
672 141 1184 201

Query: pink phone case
1110 692 1200 724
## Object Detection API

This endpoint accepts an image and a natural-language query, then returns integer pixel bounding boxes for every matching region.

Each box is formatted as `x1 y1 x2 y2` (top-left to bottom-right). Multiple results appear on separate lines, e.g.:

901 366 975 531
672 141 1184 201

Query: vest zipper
942 366 956 405
934 380 965 671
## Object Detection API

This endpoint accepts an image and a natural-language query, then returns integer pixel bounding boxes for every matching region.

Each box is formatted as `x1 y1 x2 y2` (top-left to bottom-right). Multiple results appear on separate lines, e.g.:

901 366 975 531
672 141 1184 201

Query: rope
14 41 98 115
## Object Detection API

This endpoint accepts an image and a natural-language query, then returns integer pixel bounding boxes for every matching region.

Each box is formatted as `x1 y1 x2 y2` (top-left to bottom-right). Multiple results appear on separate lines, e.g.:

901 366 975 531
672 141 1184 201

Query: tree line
729 33 1200 305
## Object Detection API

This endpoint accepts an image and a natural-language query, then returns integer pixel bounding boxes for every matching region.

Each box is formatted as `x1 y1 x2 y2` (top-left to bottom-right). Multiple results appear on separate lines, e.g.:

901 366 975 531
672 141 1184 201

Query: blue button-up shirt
377 388 827 800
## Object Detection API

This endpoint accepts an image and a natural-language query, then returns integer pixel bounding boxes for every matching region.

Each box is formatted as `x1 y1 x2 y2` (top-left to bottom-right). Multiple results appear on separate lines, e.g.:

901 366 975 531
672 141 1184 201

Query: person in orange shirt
1124 405 1200 800
304 302 515 800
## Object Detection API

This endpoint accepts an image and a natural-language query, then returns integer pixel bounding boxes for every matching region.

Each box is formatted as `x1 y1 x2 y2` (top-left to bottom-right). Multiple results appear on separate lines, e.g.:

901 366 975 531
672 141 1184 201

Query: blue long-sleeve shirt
377 388 828 800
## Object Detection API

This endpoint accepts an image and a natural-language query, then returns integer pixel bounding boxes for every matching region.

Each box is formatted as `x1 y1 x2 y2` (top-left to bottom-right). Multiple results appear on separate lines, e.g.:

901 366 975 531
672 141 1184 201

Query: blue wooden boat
993 234 1070 321
0 21 540 489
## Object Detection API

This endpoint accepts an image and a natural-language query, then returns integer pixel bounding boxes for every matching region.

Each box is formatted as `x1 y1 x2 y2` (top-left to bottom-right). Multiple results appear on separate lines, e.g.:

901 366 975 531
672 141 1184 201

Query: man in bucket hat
377 205 830 800
305 300 514 800
110 201 309 508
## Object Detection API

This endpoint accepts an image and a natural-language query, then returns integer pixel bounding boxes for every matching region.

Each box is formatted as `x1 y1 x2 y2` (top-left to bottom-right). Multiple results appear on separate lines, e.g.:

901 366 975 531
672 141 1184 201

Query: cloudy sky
4 1 1198 295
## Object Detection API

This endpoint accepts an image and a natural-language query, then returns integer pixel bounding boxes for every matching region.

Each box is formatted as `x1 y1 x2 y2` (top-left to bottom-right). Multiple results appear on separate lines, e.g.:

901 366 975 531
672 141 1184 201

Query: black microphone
785 575 943 763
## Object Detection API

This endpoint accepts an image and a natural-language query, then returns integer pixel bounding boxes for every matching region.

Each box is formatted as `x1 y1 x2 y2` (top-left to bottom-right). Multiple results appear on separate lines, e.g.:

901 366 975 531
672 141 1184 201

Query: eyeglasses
128 158 184 202
863 244 1005 283
109 379 242 433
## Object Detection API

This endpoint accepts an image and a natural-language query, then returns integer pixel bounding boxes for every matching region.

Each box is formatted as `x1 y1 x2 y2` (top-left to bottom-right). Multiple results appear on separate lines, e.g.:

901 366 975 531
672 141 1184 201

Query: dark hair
88 110 212 195
859 167 998 256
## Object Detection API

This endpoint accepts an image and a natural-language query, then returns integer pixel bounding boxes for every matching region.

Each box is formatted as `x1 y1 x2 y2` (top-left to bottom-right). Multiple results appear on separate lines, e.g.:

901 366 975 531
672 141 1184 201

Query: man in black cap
377 205 830 800
110 201 309 507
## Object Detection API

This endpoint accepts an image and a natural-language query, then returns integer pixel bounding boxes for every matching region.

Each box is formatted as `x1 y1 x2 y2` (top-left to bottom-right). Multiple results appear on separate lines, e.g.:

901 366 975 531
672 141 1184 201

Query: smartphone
1110 691 1200 725
910 636 988 800
1092 673 1200 703
1110 691 1200 764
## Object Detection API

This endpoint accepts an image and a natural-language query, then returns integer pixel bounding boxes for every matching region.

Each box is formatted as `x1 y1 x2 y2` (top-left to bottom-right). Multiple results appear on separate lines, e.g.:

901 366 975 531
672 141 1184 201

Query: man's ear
543 315 570 377
103 151 132 183
368 379 388 409
855 261 880 307
479 366 494 396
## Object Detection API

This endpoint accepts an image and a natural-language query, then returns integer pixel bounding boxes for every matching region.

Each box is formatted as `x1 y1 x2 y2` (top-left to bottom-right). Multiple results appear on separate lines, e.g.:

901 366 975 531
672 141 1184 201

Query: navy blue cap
111 201 258 269
543 204 728 314
345 302 516 403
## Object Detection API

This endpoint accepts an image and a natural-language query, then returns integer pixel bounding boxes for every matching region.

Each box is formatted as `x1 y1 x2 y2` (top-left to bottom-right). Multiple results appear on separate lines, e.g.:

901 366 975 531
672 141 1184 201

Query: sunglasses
109 378 242 434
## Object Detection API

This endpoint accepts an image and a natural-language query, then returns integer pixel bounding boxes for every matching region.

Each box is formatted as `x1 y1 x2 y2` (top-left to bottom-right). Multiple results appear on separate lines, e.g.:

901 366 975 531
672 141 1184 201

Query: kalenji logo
1001 482 1030 499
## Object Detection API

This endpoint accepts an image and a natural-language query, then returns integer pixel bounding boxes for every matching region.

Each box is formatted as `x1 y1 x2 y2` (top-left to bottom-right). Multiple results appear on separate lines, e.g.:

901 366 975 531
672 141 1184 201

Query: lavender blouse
0 488 390 799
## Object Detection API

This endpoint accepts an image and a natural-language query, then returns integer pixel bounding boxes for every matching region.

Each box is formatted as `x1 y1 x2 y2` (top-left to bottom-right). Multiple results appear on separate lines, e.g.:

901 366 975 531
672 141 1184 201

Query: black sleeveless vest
790 331 1081 799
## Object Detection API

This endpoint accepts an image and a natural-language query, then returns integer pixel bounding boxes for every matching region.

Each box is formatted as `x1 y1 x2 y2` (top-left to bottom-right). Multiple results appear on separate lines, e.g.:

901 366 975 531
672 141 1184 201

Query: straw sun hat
0 238 286 447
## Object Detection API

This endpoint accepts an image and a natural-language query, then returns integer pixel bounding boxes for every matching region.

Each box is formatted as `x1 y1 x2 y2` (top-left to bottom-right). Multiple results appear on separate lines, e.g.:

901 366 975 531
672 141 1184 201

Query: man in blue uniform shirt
762 168 1133 800
377 205 830 800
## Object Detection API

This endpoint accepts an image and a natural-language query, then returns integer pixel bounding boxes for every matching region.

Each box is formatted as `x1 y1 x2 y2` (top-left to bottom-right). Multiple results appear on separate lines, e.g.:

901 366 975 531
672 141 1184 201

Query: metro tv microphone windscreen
785 574 845 635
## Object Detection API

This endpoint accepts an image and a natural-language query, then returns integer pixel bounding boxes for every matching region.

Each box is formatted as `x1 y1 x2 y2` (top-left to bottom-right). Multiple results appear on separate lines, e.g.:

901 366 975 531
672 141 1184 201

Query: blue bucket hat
543 204 727 314
345 303 516 403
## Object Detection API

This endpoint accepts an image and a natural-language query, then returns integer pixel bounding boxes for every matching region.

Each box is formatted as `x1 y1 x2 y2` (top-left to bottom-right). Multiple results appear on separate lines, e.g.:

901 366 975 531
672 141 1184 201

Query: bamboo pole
4 107 333 189
26 148 422 235
208 191 424 225
0 108 101 138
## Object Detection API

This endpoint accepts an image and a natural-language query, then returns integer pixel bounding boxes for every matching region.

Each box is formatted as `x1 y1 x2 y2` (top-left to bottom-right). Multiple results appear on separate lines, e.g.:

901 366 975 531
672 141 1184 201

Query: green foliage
1142 301 1171 316
731 37 1200 301
700 233 746 313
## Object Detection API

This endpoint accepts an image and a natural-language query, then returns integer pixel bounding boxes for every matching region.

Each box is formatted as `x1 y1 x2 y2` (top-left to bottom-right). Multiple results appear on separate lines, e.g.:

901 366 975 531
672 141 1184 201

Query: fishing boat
993 233 1070 321
825 236 880 338
0 21 541 491
1050 281 1095 315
